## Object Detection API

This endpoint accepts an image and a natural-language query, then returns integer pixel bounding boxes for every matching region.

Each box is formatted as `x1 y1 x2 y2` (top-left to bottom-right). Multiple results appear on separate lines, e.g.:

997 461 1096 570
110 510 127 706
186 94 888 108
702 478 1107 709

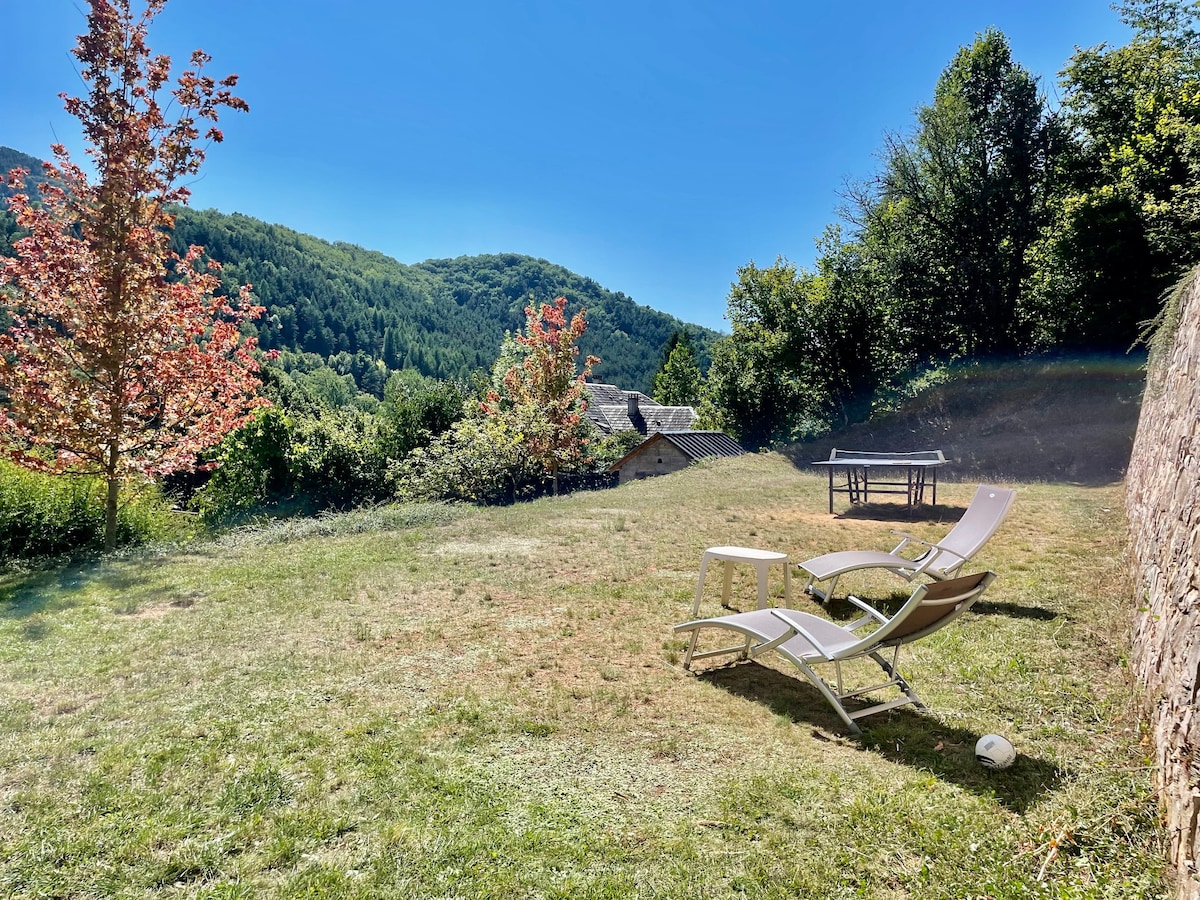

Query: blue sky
5 1 1132 332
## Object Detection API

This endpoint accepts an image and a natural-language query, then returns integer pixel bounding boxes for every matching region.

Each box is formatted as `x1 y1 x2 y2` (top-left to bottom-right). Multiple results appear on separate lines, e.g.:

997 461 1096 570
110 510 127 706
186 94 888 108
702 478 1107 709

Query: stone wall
615 441 691 484
1127 270 1200 898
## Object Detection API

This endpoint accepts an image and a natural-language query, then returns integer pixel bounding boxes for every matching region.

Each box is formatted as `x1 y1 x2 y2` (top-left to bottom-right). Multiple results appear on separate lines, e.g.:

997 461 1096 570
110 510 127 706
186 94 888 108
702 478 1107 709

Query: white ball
975 733 1016 769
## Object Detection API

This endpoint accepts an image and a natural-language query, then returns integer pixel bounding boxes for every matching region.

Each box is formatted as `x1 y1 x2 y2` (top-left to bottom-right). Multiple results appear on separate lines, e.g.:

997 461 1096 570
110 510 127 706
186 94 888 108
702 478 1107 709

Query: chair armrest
844 594 888 626
754 610 838 660
887 532 970 571
888 530 932 557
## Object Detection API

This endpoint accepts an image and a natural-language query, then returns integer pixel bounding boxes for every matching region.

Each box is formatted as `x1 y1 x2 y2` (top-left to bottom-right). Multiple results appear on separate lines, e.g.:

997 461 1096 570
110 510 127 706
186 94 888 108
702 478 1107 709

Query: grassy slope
0 443 1164 897
785 355 1147 486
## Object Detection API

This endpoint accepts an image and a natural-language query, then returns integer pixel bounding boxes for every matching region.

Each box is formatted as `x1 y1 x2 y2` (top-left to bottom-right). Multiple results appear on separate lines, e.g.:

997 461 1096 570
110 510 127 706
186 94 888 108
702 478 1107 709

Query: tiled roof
583 383 697 435
590 404 636 434
590 403 698 435
584 383 656 407
642 407 697 432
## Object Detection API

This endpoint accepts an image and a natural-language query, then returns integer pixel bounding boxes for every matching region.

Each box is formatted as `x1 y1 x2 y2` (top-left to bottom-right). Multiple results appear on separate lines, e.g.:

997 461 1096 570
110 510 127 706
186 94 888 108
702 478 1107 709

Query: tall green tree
1029 0 1200 347
852 28 1056 358
652 331 702 406
700 259 817 447
700 236 890 448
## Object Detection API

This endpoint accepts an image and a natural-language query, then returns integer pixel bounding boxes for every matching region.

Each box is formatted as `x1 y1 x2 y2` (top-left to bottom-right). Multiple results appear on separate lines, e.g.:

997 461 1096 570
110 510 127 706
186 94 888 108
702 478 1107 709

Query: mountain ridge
0 145 722 394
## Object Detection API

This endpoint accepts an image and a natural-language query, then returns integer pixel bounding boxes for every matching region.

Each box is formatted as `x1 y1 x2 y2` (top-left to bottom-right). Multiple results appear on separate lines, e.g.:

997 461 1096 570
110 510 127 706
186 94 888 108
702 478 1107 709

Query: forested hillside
0 147 47 256
172 206 719 392
0 168 719 394
0 147 44 187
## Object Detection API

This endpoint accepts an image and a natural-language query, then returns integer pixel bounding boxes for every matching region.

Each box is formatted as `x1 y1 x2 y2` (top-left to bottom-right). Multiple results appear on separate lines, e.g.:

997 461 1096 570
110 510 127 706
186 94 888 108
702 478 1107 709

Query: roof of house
583 382 697 435
590 403 698 434
608 430 746 472
589 404 641 434
584 383 653 406
642 407 699 432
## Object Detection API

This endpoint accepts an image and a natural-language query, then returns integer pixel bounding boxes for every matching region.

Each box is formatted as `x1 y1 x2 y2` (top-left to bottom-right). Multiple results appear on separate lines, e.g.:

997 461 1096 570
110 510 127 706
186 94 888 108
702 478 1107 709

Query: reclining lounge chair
799 484 1015 603
674 570 997 734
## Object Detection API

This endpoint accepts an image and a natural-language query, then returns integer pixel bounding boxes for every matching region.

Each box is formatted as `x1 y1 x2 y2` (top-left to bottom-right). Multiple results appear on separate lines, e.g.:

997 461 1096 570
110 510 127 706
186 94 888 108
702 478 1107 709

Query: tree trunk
104 445 120 551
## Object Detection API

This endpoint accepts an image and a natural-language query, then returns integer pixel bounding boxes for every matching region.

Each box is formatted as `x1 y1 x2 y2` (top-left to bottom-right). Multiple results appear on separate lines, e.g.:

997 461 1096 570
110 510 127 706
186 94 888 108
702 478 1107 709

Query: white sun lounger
799 484 1015 602
674 570 997 734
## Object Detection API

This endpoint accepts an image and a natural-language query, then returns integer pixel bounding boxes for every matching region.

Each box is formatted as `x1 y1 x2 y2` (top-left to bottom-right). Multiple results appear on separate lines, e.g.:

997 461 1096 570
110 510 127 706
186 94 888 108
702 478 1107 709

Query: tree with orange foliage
485 297 600 495
0 0 263 550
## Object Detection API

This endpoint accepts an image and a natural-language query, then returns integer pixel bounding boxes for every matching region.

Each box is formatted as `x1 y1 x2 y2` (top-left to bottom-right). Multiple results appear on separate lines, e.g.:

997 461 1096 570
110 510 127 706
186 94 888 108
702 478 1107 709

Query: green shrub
589 429 645 469
0 461 178 562
868 361 957 419
392 415 543 504
288 409 391 510
377 371 471 460
193 371 477 526
192 406 394 525
189 406 296 524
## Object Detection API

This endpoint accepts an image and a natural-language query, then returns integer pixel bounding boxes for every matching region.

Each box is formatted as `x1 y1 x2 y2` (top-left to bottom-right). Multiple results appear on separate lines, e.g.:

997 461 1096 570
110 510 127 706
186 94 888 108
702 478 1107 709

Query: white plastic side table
693 546 791 616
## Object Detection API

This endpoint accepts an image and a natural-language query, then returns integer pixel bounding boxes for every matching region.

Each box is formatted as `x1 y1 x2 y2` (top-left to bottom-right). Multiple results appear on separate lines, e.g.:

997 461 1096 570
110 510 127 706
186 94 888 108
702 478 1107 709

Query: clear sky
5 1 1133 332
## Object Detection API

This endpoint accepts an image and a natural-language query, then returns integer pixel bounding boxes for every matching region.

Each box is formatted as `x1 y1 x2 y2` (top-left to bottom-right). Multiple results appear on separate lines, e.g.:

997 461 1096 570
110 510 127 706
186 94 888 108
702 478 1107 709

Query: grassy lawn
0 455 1165 898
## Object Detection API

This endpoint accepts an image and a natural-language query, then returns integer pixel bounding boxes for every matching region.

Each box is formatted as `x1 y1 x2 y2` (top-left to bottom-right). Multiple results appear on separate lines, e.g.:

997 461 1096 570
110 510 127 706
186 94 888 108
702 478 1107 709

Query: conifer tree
653 333 702 406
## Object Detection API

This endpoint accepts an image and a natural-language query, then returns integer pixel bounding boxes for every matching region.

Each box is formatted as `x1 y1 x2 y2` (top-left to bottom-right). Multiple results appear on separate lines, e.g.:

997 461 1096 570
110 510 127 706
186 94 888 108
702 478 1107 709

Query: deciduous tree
699 258 828 447
852 28 1056 357
0 0 261 549
485 297 599 494
1029 0 1200 347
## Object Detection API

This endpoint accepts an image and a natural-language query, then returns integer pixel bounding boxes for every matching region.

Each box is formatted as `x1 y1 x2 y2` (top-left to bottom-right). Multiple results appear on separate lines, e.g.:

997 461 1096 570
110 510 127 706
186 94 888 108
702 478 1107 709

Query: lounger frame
675 571 997 734
800 485 1015 602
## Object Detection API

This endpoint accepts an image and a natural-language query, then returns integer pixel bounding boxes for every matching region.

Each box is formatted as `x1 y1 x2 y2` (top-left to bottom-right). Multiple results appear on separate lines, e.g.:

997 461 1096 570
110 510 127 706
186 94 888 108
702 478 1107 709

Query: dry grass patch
0 454 1165 898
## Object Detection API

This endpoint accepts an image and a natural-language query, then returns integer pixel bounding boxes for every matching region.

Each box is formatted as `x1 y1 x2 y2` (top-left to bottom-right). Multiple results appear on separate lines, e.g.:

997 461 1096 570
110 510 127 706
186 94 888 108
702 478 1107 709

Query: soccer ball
975 733 1016 769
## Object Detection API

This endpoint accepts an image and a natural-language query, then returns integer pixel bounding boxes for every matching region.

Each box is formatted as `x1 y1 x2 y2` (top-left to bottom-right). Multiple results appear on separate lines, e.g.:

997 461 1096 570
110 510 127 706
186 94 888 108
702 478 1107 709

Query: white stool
693 546 791 616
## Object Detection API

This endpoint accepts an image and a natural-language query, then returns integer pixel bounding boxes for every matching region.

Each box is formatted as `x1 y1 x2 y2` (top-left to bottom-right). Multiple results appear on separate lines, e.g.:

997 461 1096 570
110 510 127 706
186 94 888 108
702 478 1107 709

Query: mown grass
0 455 1165 898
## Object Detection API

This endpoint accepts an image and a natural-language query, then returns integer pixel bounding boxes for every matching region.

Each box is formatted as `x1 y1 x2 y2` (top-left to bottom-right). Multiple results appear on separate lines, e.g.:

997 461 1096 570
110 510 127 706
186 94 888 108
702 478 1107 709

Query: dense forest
0 156 719 396
0 147 45 257
172 206 719 393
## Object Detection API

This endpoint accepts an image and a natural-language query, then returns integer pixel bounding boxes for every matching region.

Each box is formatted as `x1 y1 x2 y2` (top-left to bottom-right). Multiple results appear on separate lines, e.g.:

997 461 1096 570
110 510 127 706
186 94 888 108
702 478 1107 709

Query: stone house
608 430 746 484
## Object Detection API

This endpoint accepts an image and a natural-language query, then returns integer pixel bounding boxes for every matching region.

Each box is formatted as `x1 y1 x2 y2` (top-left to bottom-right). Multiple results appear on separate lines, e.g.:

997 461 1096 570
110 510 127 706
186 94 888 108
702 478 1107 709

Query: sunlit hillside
785 355 1145 487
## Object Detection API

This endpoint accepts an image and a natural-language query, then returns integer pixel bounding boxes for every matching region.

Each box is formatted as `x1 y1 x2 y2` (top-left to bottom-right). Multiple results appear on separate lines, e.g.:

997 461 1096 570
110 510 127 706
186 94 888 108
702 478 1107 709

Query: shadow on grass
970 599 1060 621
830 501 966 523
0 565 83 618
0 556 158 621
819 591 1060 623
699 661 1067 813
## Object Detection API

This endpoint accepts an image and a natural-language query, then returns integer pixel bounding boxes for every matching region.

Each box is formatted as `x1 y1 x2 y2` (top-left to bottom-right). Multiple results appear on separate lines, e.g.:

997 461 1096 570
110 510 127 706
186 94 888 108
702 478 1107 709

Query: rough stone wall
1127 271 1200 898
616 442 691 484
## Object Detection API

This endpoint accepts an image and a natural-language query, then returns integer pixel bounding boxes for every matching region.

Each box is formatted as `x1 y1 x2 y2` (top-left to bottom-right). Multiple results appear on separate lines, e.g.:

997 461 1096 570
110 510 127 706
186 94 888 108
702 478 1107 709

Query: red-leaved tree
485 296 600 494
0 0 263 550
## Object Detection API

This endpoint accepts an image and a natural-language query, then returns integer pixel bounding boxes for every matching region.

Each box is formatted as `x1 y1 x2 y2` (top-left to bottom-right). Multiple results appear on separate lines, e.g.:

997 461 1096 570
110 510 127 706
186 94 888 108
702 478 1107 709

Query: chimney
626 393 647 434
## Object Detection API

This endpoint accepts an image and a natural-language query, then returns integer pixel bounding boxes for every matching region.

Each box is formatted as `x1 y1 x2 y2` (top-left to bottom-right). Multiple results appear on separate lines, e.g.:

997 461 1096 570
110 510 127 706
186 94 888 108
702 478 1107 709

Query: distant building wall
615 441 691 484
1126 269 1200 899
